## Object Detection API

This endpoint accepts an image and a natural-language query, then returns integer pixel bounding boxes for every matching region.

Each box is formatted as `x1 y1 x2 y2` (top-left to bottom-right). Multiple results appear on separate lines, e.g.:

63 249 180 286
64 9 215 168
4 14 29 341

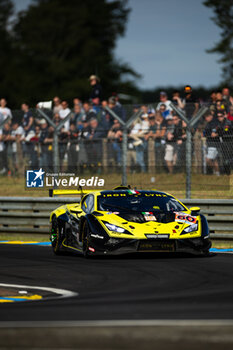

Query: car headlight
105 222 126 233
181 223 198 234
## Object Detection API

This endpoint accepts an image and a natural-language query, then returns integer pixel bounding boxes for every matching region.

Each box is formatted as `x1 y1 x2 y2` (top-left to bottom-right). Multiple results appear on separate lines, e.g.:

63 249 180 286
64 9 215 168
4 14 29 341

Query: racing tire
82 220 91 258
50 216 64 255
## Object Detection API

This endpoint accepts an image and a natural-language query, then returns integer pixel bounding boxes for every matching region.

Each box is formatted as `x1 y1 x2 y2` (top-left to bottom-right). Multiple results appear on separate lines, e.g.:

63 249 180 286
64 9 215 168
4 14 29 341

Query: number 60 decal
175 213 197 224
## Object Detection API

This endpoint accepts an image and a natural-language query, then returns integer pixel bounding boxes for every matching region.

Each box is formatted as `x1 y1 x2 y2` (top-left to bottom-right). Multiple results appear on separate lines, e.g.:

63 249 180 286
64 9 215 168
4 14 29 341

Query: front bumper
88 236 212 256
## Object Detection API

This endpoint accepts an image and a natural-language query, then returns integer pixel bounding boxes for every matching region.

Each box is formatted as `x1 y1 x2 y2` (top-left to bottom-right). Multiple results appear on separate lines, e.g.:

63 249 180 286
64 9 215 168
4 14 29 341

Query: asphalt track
0 244 233 321
1 244 233 349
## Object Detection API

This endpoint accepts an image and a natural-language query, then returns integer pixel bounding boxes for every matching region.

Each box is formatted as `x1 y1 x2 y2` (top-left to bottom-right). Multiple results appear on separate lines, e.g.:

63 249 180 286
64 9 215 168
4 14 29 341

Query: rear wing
49 188 96 198
49 185 131 198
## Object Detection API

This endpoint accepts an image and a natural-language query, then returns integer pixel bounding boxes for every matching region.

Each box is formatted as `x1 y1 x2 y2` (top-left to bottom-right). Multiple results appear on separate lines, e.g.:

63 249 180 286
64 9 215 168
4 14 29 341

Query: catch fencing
0 197 232 239
1 102 233 198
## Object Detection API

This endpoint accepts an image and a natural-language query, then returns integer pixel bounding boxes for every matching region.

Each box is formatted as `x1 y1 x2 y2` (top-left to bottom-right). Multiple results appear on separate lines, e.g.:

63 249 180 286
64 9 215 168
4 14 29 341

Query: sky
13 0 222 89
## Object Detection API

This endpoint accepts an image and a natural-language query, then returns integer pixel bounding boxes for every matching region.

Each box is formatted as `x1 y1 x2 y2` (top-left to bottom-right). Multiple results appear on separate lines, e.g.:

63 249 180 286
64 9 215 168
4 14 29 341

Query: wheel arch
79 214 108 242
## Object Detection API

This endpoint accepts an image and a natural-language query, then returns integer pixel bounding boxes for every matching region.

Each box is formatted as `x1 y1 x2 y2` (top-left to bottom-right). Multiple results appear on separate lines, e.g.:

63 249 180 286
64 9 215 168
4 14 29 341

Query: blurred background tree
1 0 232 107
0 0 14 102
1 0 140 106
203 0 233 89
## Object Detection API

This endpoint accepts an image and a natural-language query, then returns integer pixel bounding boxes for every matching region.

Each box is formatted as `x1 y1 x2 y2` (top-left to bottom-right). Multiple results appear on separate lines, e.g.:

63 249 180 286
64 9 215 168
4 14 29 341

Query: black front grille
138 239 175 252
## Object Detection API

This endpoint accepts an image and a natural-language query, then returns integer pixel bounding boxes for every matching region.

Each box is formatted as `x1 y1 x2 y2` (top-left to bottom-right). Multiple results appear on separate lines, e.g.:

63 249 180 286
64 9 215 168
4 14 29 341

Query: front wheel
50 216 64 255
82 220 91 258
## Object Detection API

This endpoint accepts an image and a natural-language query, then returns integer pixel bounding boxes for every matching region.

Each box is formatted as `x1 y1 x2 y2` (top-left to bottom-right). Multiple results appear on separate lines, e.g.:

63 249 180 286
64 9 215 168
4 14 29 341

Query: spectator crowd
0 77 233 176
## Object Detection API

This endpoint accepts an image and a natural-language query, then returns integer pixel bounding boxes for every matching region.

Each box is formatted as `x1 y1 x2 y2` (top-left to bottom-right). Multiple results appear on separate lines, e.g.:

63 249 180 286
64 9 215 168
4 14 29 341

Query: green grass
211 240 233 249
0 233 49 242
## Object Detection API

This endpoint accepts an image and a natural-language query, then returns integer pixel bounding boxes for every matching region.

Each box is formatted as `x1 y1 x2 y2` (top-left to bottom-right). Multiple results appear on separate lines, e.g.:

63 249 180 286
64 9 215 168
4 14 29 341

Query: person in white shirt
58 101 71 131
0 98 12 123
156 91 172 119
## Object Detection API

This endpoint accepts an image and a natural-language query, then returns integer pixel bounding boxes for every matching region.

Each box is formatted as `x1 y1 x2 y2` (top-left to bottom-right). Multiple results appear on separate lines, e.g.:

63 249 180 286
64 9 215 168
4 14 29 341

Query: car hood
97 211 201 239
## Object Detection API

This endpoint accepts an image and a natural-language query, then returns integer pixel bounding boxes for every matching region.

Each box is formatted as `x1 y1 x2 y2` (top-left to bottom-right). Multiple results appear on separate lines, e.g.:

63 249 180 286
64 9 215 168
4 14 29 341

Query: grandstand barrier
0 197 232 239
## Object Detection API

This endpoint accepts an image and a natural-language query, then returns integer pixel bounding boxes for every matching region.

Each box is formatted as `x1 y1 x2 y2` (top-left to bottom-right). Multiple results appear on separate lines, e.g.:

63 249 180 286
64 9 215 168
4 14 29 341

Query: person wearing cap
89 74 103 101
183 85 199 119
156 91 172 119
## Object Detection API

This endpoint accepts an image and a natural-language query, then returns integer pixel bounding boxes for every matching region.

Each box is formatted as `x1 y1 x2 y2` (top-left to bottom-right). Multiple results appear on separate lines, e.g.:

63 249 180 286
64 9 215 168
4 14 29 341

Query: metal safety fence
0 102 232 198
0 197 232 239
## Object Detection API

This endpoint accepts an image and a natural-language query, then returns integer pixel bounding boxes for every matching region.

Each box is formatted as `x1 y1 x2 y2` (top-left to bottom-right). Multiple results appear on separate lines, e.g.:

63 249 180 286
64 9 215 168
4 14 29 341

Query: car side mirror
190 207 200 216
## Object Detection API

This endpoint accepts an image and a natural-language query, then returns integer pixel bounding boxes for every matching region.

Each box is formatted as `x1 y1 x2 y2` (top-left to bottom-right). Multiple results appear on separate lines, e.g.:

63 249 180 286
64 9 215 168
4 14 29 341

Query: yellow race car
49 187 211 257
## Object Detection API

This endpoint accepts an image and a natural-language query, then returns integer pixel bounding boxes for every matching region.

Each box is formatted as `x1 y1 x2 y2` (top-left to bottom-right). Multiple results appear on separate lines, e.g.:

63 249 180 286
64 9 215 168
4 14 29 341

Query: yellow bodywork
50 190 202 240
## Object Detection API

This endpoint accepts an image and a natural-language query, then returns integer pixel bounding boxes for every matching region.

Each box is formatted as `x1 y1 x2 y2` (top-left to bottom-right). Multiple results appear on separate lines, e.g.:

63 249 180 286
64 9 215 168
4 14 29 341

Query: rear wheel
50 216 64 255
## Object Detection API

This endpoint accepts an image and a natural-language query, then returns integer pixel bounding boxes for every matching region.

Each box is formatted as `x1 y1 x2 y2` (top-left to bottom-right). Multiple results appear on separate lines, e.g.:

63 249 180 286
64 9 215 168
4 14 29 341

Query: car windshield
97 191 186 213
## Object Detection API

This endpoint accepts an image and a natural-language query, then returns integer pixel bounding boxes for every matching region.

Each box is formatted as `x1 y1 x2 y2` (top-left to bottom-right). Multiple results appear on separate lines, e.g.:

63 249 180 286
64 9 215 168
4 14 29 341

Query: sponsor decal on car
128 189 140 195
175 212 197 224
90 234 104 239
145 234 169 239
142 212 157 221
